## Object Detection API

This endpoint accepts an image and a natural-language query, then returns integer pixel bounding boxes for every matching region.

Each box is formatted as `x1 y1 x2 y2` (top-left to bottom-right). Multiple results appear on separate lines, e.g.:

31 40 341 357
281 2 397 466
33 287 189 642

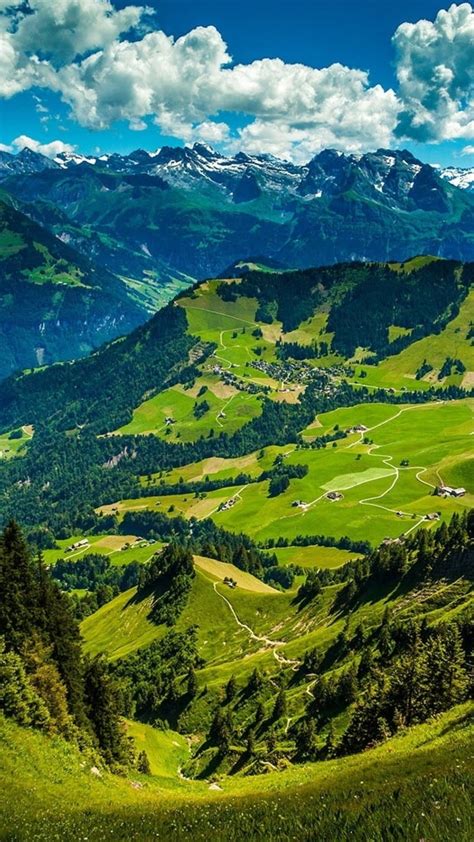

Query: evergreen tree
295 717 318 760
186 667 198 698
426 625 468 712
137 750 151 775
225 675 237 703
273 689 287 721
0 521 39 650
84 655 128 765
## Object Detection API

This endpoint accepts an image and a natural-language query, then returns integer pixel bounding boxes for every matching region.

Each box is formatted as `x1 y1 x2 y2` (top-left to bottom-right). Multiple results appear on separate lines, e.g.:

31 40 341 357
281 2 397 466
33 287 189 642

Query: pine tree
247 667 264 694
246 729 256 756
137 750 151 775
273 689 287 721
84 655 128 765
187 667 198 698
325 723 336 757
255 700 265 723
295 717 318 760
266 730 277 753
426 624 468 713
0 521 39 650
0 639 50 729
225 675 237 703
40 572 87 728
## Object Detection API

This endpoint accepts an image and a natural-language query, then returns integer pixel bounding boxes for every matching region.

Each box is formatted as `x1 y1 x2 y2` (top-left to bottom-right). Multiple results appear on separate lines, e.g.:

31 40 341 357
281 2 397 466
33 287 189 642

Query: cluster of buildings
435 485 466 498
250 359 340 394
210 363 264 395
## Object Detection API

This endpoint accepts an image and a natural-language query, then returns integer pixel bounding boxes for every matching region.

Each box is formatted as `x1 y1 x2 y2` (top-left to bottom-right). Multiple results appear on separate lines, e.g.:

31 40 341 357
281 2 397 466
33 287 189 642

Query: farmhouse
425 512 441 521
326 491 343 502
223 576 237 589
436 485 466 498
218 497 237 512
66 538 89 553
165 417 175 426
349 424 368 433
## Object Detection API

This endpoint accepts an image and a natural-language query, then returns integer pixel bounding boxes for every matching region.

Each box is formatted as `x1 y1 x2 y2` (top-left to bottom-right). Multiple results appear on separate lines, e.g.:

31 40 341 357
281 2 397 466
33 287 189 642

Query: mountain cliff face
0 200 144 379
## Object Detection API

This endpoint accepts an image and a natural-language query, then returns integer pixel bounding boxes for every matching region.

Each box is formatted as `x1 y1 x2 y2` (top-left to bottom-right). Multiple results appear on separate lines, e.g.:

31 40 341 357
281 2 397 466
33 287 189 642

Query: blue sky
1 1 473 166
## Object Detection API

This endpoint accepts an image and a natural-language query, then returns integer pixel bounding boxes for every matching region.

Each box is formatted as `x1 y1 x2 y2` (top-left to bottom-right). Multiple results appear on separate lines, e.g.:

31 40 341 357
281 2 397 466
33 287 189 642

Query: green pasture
1 704 473 841
349 290 474 391
42 534 160 567
124 720 189 780
0 425 32 460
125 400 473 547
81 567 281 665
140 445 295 486
268 545 361 569
115 380 263 441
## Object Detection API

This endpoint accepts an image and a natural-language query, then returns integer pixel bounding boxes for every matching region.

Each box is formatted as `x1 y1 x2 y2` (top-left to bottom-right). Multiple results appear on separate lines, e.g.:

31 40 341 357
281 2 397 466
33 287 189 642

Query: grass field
124 720 189 779
140 445 294 486
115 380 263 441
106 400 473 547
81 557 281 663
267 545 360 569
193 555 277 592
1 704 472 841
348 290 474 391
0 425 32 459
42 534 161 567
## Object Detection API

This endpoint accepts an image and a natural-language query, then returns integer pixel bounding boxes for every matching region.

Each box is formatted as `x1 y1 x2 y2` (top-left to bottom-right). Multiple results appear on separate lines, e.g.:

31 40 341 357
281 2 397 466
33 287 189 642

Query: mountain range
1 143 474 378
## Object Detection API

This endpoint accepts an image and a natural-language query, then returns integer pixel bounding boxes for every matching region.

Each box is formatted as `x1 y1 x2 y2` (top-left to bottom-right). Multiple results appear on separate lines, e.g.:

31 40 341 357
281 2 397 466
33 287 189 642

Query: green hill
0 255 473 839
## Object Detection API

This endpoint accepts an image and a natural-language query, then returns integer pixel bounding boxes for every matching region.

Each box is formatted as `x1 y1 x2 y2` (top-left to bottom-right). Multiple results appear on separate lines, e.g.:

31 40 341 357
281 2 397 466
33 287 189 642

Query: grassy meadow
1 704 472 841
104 400 473 547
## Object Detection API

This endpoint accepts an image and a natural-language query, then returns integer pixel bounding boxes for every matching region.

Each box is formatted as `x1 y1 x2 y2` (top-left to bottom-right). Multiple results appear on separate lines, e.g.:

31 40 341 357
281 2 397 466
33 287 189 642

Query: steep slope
1 705 472 841
0 199 146 378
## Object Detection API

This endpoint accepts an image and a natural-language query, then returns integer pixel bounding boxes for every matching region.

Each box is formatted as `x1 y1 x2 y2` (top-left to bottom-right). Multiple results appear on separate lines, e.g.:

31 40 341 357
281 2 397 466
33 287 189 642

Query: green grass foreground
1 704 472 841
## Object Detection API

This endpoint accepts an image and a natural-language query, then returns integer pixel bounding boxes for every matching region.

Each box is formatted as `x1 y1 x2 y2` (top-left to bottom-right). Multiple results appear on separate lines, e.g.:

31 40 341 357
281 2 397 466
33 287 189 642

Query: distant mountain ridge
0 143 474 194
0 199 145 379
0 142 473 380
2 143 473 277
1 142 473 195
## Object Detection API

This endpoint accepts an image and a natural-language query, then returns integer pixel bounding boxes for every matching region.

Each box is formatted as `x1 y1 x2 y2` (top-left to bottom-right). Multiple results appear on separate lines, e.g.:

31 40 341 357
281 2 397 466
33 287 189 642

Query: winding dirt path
212 581 283 648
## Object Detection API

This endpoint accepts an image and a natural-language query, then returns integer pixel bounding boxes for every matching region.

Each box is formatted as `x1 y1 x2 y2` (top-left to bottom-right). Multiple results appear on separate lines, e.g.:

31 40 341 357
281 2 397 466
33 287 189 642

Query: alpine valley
1 143 474 378
0 188 473 841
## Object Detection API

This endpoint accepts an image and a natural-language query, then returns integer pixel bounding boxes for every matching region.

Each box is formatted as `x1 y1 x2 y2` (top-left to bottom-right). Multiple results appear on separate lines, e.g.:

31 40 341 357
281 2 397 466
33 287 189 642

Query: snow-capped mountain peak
440 166 474 192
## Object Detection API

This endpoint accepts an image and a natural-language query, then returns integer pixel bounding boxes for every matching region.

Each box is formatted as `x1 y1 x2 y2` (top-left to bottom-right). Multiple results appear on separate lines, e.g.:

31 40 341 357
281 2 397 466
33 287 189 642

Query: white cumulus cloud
393 2 474 142
10 134 76 157
12 0 149 63
0 1 473 160
51 27 398 160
